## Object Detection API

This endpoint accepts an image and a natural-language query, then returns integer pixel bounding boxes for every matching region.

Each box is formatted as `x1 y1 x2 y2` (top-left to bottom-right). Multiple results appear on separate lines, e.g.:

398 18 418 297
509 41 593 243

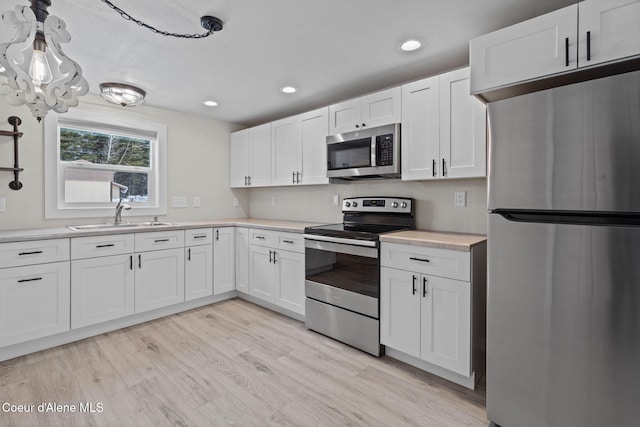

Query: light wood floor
0 299 488 426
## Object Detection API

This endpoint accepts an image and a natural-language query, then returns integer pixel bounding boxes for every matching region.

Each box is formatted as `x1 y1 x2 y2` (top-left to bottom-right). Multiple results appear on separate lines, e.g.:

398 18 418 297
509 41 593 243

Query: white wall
0 94 249 230
249 178 488 235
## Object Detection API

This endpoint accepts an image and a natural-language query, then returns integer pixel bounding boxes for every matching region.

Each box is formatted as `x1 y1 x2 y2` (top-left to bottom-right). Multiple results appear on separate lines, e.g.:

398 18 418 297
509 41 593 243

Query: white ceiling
0 0 577 126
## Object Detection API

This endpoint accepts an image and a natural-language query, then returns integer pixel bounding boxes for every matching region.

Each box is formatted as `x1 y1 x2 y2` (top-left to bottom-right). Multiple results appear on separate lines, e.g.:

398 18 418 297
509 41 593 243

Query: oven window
327 137 371 170
305 246 379 298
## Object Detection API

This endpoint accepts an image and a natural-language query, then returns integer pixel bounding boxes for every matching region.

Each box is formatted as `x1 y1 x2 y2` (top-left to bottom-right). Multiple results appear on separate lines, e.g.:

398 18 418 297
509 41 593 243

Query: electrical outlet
0 196 5 213
233 198 240 207
454 191 467 207
172 196 187 208
271 196 277 206
192 196 201 208
333 194 340 206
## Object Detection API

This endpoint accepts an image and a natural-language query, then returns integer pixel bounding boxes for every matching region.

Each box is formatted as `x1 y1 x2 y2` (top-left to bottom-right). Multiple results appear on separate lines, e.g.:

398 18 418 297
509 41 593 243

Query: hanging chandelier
0 0 88 122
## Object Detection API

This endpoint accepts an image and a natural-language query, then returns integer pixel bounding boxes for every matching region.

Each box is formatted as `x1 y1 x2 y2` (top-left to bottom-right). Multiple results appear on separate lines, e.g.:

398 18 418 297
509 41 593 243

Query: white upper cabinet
329 87 401 134
230 129 249 188
402 68 486 181
470 0 640 94
230 124 272 188
299 107 329 185
271 116 302 186
578 0 640 67
470 4 578 94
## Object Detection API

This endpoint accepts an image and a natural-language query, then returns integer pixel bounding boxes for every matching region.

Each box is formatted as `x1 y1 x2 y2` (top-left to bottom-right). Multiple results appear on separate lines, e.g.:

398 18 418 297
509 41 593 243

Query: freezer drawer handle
18 277 42 283
410 257 430 263
18 250 43 256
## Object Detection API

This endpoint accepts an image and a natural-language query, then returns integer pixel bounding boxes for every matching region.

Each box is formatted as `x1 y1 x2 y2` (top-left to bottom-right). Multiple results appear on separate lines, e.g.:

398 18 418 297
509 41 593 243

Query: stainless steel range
303 196 415 356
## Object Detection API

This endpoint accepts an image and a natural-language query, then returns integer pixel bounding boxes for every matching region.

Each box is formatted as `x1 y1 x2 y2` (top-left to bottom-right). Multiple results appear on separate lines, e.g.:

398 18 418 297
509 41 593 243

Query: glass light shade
99 83 146 107
0 5 89 121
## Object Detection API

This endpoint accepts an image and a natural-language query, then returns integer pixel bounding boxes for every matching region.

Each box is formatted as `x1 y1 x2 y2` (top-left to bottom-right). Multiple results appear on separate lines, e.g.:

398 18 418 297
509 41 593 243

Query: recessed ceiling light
400 39 422 52
281 86 297 94
203 100 218 107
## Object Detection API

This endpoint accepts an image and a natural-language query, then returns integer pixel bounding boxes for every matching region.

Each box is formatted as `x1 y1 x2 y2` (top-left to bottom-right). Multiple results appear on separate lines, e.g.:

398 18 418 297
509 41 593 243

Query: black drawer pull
96 243 115 248
282 239 294 244
193 235 207 239
154 239 170 243
410 257 430 263
255 236 266 240
18 277 42 283
18 250 43 256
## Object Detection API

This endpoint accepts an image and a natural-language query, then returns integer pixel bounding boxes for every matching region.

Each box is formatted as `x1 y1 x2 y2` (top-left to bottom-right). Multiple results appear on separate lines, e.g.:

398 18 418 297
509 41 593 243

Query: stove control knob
352 202 358 207
400 202 408 208
391 202 399 208
345 202 351 207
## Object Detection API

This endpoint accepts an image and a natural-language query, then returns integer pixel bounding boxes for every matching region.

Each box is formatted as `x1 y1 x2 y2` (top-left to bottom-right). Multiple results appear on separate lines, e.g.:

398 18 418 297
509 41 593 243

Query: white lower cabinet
380 241 485 386
71 254 135 328
135 248 185 313
235 227 249 293
0 261 70 347
248 228 305 315
213 227 235 295
185 228 213 301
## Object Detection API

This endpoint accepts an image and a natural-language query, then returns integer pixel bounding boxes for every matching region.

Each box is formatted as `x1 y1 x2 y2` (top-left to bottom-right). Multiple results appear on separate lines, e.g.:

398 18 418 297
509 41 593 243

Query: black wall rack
0 116 24 190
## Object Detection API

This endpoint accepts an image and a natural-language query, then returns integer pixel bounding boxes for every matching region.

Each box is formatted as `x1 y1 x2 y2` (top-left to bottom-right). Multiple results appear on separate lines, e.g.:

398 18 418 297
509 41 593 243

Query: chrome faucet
112 181 131 224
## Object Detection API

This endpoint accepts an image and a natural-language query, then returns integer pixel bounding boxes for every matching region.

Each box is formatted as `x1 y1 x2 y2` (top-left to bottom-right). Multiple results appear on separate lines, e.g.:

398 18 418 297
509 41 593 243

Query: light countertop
381 230 487 251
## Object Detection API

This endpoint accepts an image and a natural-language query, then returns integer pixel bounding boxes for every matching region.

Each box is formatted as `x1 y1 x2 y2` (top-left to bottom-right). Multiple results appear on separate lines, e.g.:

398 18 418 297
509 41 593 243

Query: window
45 108 167 219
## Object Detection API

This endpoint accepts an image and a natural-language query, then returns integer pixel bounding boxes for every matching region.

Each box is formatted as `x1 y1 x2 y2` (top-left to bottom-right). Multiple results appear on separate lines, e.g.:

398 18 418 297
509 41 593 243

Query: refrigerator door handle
492 209 640 227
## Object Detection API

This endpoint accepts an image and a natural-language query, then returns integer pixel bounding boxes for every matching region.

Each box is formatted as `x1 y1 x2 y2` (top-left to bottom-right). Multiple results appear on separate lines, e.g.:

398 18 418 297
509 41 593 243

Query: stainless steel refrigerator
487 69 640 427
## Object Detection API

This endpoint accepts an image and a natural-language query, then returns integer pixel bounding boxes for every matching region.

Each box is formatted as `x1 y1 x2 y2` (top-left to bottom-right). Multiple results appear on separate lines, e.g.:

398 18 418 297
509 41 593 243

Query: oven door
304 237 379 318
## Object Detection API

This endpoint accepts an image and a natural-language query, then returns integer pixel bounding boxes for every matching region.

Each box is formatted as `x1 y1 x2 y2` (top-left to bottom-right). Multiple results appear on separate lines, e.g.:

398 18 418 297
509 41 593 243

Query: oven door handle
303 234 377 248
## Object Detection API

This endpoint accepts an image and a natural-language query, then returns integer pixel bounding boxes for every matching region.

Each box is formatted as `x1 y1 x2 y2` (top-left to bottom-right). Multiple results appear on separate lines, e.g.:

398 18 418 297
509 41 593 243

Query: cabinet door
213 228 235 295
248 245 275 302
361 87 401 128
235 227 249 293
401 76 440 180
578 0 640 67
274 250 305 315
0 262 70 347
71 254 135 328
380 267 421 358
439 68 487 179
185 245 213 301
135 248 185 313
249 123 272 187
271 116 302 186
470 4 578 94
329 97 361 134
420 275 471 376
300 107 330 185
230 129 249 188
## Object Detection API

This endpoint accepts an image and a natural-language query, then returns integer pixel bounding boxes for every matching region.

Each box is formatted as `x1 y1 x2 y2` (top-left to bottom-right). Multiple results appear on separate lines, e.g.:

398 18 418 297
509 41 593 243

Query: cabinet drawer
275 232 304 253
0 239 70 269
185 228 213 246
380 242 470 281
135 230 184 252
71 234 134 260
249 229 276 247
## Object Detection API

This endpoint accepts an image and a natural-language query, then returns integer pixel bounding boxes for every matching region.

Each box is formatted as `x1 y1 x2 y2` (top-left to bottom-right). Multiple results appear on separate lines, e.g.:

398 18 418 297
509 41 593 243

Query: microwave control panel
376 134 394 166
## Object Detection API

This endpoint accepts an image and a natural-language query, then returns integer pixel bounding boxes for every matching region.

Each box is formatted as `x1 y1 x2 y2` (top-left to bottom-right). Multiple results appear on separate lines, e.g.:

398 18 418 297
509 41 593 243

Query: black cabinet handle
130 255 133 270
154 239 170 243
138 254 142 269
282 239 294 244
410 257 430 263
273 251 277 263
362 123 366 127
293 171 296 184
269 250 273 263
442 159 447 177
423 277 428 297
412 275 417 295
18 250 43 256
248 176 251 186
256 236 266 240
355 124 360 128
18 277 42 283
216 229 219 241
296 171 301 184
565 37 570 66
586 31 591 61
432 159 436 177
188 248 191 261
96 243 115 248
193 235 207 239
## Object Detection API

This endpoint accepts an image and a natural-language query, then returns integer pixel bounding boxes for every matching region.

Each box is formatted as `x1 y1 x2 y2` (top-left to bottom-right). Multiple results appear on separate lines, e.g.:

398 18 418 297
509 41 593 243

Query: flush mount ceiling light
0 0 89 122
400 39 423 52
281 86 297 94
99 83 146 107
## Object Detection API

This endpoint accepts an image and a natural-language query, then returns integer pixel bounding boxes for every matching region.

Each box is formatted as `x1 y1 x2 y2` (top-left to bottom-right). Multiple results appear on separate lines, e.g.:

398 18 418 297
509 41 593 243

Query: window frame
44 108 167 219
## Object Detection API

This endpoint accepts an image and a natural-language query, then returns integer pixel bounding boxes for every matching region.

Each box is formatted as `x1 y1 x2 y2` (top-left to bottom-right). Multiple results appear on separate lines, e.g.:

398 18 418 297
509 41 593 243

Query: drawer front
380 242 470 281
249 229 276 247
135 230 185 252
71 234 135 260
185 228 213 246
275 232 304 253
0 239 70 269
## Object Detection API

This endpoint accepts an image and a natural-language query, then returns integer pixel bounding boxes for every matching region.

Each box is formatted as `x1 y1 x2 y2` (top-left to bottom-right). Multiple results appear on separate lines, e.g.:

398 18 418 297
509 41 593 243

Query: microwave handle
370 136 377 167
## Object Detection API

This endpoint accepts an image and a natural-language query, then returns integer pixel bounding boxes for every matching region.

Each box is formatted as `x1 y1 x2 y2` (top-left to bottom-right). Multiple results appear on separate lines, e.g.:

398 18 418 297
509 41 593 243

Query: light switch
172 196 187 208
193 196 201 208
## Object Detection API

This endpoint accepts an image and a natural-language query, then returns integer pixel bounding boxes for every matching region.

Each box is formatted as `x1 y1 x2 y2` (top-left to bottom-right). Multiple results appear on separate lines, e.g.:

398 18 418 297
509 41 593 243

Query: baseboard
236 292 305 322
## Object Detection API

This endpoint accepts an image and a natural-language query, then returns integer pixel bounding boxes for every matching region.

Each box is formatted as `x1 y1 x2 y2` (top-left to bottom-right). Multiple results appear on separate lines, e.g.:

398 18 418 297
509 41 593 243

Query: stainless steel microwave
326 123 400 179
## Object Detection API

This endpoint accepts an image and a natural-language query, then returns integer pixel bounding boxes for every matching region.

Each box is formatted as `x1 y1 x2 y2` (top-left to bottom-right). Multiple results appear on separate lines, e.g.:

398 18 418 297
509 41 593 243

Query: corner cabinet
401 67 486 181
470 0 640 94
380 241 487 389
230 124 272 188
329 87 401 134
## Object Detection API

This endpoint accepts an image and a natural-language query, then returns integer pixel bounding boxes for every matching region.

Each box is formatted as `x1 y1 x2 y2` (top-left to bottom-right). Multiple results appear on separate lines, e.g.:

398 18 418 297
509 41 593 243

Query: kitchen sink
67 221 177 231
